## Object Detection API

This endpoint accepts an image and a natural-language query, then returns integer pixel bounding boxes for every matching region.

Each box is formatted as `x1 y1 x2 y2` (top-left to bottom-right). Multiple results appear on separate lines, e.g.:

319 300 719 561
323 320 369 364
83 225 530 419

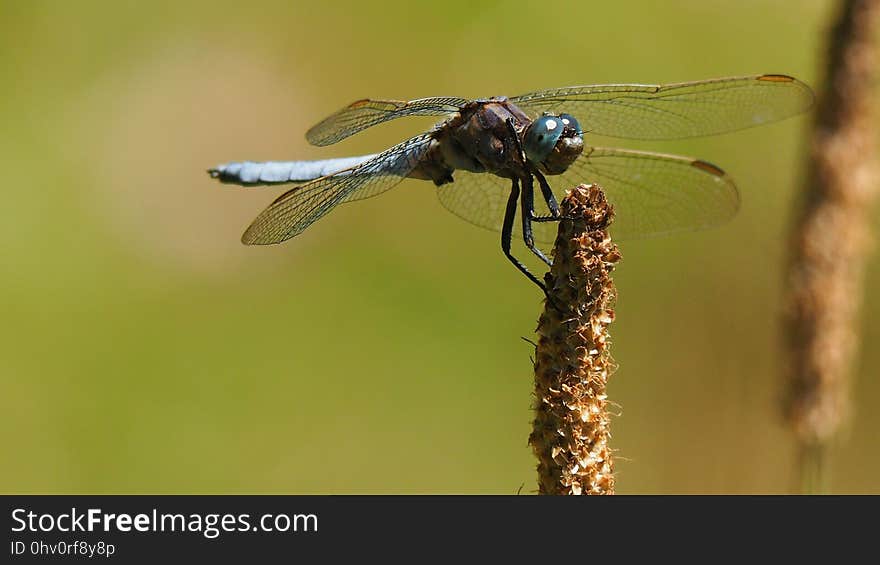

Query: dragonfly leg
533 171 562 220
521 175 553 267
502 178 547 292
505 118 528 165
503 116 553 264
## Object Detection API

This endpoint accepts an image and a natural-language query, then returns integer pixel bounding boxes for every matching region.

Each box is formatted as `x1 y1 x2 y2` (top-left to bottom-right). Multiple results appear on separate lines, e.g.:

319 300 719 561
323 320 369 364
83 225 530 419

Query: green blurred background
2 0 877 493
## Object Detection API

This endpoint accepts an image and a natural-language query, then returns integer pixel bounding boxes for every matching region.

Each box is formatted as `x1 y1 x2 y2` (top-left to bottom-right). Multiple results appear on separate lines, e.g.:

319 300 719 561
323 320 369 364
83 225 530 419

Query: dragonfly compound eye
559 113 582 136
523 115 565 164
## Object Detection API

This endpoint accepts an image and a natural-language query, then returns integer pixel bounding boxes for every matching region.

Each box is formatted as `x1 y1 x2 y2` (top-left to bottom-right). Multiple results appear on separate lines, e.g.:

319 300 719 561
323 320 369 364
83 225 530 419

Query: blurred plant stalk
782 0 880 493
530 184 619 495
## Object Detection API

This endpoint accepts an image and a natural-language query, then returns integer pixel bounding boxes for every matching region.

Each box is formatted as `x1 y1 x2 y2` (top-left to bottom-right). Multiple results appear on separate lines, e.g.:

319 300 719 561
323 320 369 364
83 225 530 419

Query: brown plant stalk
530 184 620 495
782 0 880 491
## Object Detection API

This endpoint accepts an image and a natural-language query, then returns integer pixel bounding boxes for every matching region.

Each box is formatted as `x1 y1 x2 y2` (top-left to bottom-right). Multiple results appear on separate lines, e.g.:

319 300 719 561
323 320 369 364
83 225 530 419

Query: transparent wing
436 147 739 246
436 171 512 239
306 97 468 146
509 74 814 140
242 134 433 244
554 148 740 239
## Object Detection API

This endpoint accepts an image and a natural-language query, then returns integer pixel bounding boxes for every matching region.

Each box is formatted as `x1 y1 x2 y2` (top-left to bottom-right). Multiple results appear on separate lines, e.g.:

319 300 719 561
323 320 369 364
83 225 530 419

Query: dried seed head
782 0 880 449
530 184 619 495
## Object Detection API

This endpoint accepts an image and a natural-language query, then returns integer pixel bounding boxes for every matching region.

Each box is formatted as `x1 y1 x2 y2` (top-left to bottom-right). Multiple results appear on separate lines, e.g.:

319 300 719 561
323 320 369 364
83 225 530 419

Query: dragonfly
209 74 813 290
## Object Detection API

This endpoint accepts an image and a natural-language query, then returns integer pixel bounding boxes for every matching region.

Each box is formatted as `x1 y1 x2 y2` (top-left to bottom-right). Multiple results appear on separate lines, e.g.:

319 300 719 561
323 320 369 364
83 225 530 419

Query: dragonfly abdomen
208 155 378 186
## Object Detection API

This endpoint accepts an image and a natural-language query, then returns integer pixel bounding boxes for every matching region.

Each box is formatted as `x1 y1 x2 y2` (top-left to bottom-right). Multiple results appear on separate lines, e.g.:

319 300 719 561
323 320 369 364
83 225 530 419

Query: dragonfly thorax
414 100 585 185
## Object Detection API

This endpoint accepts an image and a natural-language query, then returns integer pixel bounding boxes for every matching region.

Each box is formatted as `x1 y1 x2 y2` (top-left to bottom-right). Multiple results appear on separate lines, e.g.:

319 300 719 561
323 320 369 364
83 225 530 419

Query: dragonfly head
522 113 584 175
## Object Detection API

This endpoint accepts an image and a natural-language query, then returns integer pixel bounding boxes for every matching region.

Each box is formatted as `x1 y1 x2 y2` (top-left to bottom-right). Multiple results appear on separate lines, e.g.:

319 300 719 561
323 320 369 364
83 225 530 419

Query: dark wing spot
757 74 796 83
691 159 726 177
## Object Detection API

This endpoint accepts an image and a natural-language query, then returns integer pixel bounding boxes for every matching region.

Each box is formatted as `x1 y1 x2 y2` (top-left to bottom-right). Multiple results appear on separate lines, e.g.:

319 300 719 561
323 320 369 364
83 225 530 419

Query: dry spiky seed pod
530 184 619 495
782 0 880 484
